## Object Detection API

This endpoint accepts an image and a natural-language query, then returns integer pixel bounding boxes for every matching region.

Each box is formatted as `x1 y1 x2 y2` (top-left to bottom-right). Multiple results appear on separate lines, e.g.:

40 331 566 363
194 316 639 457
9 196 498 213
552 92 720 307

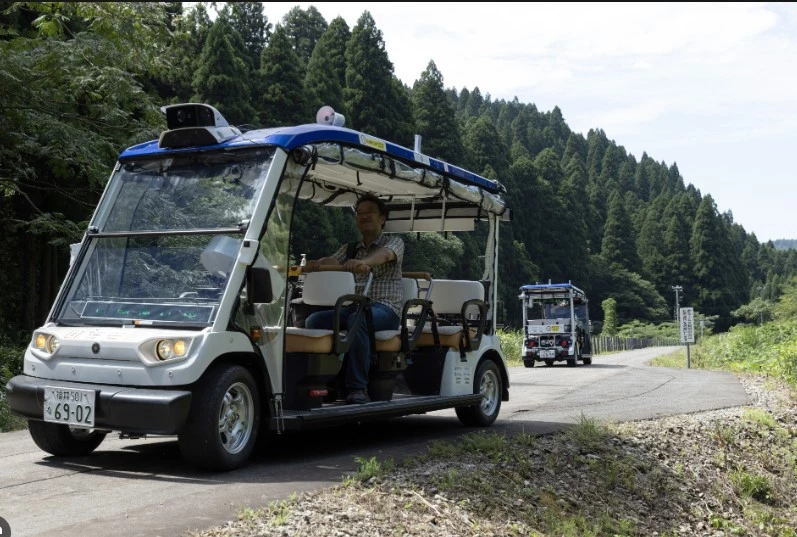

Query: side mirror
246 266 273 305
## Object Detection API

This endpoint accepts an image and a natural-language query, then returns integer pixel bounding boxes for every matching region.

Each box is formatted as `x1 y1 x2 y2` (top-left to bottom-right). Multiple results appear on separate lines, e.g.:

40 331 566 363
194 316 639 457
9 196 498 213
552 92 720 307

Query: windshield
54 149 275 326
98 148 274 232
526 301 589 323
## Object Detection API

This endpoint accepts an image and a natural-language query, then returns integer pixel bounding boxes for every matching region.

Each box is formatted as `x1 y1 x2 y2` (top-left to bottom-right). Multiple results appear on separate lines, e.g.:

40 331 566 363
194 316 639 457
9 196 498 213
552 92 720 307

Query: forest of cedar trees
1 1 795 346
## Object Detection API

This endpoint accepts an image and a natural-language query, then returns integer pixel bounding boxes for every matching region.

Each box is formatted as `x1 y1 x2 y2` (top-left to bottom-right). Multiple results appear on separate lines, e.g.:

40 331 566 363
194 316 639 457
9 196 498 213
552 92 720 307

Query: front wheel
178 363 260 471
28 420 107 456
456 359 502 427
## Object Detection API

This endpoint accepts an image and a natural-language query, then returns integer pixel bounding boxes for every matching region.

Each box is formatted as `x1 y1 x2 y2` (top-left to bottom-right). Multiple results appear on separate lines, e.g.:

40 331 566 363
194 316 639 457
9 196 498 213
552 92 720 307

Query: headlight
155 339 188 361
33 332 59 355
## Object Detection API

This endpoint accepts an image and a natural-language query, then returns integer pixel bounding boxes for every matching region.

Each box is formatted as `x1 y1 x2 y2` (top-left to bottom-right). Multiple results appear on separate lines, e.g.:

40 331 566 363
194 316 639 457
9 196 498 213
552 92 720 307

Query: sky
234 2 796 242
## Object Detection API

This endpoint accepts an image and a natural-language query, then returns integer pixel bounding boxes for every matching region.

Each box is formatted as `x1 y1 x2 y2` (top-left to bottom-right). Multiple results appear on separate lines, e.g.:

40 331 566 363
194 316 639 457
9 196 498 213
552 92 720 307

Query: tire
179 363 260 471
566 357 577 367
544 359 554 367
28 420 107 456
523 358 535 368
455 359 502 427
582 357 593 365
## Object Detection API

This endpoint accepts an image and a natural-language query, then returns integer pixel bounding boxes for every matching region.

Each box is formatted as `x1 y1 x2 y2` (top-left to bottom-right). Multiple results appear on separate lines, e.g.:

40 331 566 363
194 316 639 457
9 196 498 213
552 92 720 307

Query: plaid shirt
332 233 404 316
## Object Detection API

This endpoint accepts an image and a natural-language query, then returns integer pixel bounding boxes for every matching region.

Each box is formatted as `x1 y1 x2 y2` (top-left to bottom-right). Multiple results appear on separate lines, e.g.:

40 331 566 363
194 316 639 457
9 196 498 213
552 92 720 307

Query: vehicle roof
119 123 504 195
519 283 587 297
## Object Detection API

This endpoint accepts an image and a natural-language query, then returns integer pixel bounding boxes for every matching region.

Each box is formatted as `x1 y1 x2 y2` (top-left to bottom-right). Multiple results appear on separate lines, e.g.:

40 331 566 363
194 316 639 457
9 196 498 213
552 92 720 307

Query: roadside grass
650 318 797 388
220 398 797 536
497 327 523 367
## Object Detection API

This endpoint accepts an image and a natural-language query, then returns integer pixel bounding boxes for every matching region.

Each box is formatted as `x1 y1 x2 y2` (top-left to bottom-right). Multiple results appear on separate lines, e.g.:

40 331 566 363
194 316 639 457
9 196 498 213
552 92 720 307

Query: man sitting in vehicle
303 193 404 404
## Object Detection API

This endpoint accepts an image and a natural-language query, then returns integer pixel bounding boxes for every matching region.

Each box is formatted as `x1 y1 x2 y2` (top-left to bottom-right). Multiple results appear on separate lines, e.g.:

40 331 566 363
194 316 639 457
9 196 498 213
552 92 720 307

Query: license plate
43 386 96 427
539 349 556 359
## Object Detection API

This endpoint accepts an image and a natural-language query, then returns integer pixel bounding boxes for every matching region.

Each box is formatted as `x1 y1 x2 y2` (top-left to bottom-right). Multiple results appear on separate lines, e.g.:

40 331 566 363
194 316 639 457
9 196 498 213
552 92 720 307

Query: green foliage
616 320 680 340
304 17 348 116
0 1 169 335
281 5 328 66
732 296 774 325
497 329 523 367
601 192 642 273
0 337 27 432
192 15 256 127
411 60 463 164
602 297 618 336
257 24 308 127
344 11 412 144
690 195 750 331
730 468 773 502
566 413 610 451
0 0 795 351
772 276 797 321
346 455 395 484
660 289 797 386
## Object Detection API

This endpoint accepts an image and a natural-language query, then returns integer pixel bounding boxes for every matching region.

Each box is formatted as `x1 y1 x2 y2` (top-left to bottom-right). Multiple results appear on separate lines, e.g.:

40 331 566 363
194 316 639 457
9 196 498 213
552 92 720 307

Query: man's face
355 200 385 234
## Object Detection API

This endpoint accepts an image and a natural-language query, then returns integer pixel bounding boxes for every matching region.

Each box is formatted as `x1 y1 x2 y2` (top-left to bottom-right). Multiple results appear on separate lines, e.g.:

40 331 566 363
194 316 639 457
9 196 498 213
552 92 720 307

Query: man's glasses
355 210 380 217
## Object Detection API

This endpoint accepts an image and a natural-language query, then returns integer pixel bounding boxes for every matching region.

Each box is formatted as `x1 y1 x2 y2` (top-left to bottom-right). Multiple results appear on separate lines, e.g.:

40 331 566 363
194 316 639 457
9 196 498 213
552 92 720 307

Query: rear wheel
523 358 535 368
178 363 260 471
456 359 502 427
582 356 593 365
28 421 107 456
567 342 579 367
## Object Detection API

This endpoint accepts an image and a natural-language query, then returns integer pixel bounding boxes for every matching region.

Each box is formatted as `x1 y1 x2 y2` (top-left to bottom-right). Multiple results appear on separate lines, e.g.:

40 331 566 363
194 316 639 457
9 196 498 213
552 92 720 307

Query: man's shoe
345 389 370 405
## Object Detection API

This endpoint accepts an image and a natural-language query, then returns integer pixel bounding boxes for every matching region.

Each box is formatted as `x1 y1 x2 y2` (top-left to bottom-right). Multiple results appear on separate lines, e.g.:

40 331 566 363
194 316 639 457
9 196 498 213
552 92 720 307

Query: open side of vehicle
7 103 512 470
519 282 593 368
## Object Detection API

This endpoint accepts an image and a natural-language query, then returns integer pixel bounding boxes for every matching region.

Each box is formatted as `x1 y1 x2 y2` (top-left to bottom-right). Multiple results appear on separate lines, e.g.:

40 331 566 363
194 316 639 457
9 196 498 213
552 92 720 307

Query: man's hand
342 258 368 272
305 257 339 272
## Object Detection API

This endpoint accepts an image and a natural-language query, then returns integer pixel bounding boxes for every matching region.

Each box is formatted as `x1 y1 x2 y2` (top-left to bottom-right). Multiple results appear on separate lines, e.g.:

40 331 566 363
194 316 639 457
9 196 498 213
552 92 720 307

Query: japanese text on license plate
43 387 96 427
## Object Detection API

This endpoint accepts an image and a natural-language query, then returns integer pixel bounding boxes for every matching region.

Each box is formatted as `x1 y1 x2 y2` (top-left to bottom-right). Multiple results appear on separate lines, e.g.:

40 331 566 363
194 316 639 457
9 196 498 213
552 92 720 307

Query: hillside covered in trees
1 1 795 341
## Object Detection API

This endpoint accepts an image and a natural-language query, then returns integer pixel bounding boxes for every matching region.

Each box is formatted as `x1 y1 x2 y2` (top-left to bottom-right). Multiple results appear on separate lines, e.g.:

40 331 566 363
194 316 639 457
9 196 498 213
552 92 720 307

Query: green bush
1 337 27 432
498 328 523 366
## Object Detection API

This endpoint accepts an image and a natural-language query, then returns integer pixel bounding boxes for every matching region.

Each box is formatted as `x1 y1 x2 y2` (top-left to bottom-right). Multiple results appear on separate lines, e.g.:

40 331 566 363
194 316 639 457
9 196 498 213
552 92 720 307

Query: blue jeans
305 302 399 390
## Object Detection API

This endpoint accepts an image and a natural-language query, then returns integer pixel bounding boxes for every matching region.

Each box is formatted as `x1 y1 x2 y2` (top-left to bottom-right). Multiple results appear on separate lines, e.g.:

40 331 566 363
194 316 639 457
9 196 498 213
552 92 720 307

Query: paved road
0 347 750 537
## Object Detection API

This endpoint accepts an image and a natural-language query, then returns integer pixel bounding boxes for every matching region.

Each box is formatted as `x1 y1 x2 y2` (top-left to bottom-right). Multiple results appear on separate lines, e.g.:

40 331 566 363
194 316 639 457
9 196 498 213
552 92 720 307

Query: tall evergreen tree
411 60 463 163
462 116 510 177
282 6 328 66
637 195 669 290
228 2 271 72
344 11 412 143
258 25 308 127
304 17 350 115
601 192 642 273
689 195 748 330
192 16 255 127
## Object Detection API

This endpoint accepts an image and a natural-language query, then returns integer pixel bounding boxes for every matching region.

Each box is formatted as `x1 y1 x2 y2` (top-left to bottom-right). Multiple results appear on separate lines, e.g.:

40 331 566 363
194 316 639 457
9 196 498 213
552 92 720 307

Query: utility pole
672 285 683 322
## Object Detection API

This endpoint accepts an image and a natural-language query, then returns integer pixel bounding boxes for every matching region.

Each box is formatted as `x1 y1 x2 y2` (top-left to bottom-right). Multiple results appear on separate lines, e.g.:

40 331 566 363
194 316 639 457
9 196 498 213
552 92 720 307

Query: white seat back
302 272 355 306
401 278 419 302
428 279 484 314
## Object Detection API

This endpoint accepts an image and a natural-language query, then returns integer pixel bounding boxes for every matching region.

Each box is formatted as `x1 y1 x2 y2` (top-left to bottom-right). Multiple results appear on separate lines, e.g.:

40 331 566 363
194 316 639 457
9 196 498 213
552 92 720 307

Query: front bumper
6 375 192 435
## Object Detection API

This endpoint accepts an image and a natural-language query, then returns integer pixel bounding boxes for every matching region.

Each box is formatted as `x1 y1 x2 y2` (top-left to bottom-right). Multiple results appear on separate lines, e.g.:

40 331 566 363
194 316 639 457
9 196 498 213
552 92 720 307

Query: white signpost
680 307 695 368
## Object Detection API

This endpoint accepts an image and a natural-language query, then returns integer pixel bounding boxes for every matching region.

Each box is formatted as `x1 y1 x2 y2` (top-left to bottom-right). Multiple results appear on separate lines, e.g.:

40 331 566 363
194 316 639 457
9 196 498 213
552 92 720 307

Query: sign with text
680 307 695 343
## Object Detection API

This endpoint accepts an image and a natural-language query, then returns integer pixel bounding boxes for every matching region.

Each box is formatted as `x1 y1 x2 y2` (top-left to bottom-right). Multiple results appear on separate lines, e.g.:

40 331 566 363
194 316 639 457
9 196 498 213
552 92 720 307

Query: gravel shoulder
187 373 797 537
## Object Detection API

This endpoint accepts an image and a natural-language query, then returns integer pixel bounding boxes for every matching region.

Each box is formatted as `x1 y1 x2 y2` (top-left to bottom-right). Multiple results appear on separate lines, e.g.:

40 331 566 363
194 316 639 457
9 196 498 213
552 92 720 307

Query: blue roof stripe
119 124 502 194
520 283 579 291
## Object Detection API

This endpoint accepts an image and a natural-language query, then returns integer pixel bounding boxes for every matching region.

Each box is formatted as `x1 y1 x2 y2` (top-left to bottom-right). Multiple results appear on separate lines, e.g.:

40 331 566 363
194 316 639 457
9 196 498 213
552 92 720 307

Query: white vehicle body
7 103 512 470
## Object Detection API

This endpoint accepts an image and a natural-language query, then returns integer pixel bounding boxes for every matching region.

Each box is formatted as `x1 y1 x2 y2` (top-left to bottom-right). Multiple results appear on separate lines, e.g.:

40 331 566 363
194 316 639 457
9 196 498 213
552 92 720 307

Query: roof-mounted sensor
158 103 241 149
